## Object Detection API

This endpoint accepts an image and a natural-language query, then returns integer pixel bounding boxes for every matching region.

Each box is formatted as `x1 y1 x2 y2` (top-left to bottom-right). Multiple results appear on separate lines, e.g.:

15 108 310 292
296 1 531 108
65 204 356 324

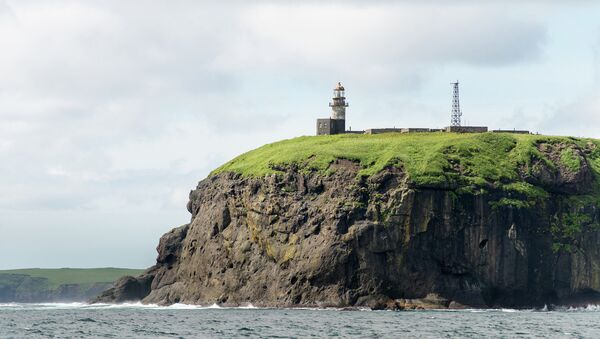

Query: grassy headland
213 132 600 195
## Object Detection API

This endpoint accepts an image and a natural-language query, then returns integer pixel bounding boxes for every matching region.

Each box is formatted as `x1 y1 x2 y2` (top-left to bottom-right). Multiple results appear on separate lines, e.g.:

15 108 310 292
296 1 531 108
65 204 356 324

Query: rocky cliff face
94 139 600 309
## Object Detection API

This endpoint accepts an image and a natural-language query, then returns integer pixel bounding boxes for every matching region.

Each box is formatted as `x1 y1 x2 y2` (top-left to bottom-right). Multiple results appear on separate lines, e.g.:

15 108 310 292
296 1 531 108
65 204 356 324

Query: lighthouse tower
330 82 348 120
316 82 348 135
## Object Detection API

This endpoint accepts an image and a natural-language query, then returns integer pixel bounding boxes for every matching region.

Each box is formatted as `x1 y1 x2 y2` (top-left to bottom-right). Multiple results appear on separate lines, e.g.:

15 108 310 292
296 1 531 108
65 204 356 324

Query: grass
0 268 144 289
551 212 600 253
560 147 582 172
212 132 600 197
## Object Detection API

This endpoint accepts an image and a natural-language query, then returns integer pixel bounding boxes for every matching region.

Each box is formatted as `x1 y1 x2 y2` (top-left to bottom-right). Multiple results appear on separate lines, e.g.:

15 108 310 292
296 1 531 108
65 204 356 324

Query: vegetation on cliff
214 132 600 195
213 132 600 256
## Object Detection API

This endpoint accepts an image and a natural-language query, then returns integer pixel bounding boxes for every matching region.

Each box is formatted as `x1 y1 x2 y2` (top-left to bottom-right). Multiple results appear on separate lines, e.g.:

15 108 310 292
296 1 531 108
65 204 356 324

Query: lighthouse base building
316 118 345 135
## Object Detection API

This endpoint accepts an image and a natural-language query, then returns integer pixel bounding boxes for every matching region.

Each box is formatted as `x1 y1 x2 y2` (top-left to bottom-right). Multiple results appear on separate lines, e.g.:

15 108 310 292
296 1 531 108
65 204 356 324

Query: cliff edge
94 133 600 309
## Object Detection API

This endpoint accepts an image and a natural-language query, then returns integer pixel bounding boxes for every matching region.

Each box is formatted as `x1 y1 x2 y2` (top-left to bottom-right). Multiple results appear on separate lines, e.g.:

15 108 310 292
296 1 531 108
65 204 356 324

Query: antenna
451 81 462 127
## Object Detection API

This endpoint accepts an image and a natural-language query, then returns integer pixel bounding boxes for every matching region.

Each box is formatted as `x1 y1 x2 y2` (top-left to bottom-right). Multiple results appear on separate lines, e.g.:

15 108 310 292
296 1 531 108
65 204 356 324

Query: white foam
564 304 600 312
0 302 89 310
166 303 204 310
238 303 257 309
500 308 519 313
85 302 160 309
0 301 267 311
8 302 593 313
0 303 23 308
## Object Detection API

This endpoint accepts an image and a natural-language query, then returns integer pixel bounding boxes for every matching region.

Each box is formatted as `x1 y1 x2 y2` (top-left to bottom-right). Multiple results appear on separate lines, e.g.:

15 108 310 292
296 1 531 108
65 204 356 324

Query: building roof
335 82 345 91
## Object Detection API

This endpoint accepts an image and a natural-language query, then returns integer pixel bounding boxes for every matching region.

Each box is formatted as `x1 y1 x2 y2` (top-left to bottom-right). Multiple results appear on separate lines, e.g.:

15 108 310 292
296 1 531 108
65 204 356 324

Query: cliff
0 268 143 303
94 133 600 309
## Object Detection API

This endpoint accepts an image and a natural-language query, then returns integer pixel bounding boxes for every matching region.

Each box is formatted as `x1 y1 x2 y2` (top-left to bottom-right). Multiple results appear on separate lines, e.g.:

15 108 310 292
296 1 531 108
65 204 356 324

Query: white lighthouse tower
330 82 348 120
316 82 348 135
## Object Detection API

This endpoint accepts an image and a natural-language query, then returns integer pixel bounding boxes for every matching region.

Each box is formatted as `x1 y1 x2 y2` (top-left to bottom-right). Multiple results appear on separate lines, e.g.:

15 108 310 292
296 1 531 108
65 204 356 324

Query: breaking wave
563 304 600 312
0 302 260 311
3 302 600 313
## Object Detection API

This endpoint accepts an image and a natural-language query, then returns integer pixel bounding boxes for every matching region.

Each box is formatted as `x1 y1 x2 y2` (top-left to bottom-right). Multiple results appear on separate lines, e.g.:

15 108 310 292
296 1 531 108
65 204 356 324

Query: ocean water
1 303 600 338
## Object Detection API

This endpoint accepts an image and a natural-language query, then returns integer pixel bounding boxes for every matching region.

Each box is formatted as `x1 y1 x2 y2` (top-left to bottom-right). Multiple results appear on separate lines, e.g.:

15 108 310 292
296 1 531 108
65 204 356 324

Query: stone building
316 82 348 135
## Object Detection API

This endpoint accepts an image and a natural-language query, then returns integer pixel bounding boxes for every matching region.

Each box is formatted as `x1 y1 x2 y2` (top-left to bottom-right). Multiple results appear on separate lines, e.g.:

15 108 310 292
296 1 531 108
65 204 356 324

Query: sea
1 303 600 338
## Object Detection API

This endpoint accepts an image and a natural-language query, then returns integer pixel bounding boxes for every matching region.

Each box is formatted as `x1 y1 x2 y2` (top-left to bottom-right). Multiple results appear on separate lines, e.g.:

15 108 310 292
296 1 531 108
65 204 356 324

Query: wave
461 304 600 313
0 302 367 312
0 302 25 308
0 302 88 310
562 304 600 312
77 302 224 310
0 302 259 311
4 301 600 312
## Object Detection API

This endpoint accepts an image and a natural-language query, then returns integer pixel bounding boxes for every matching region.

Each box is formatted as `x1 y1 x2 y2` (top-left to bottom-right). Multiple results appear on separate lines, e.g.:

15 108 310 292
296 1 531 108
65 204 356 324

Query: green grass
560 147 582 172
212 132 600 197
551 212 600 253
0 268 144 289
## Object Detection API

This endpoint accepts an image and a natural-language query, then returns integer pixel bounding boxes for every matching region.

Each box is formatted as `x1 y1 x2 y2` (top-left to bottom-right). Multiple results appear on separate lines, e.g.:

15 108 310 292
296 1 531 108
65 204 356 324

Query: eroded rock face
95 158 600 309
92 274 154 303
522 142 594 194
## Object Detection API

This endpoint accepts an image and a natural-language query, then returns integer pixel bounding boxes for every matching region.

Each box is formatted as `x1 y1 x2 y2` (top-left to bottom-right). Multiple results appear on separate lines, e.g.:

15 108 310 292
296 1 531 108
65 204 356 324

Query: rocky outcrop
92 274 154 303
93 226 188 303
521 142 595 194
95 148 600 309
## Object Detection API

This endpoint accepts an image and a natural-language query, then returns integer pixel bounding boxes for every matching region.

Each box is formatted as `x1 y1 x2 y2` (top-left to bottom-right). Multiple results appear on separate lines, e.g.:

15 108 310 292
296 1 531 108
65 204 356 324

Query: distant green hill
0 268 144 302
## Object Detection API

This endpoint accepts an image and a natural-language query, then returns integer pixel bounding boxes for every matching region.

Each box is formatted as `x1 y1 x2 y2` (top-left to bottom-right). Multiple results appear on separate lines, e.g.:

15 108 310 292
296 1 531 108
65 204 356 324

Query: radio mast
450 81 462 127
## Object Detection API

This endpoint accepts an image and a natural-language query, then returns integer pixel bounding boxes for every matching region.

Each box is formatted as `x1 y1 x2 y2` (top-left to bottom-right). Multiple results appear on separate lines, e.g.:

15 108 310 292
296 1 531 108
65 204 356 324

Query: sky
1 0 599 269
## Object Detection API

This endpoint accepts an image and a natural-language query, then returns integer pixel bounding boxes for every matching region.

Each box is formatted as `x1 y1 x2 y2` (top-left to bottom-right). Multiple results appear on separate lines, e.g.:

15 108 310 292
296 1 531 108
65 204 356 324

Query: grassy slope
213 132 600 198
0 268 144 289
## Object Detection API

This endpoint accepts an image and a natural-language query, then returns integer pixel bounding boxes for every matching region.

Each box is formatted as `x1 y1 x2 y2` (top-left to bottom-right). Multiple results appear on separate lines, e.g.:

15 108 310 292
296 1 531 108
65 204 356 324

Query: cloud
208 3 546 89
0 0 588 268
539 93 600 138
0 0 546 192
0 5 547 212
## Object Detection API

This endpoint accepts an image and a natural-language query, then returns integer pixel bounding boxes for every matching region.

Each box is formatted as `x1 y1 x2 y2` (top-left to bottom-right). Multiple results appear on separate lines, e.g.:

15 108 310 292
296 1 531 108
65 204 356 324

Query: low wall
444 126 488 133
400 128 430 133
492 129 530 134
365 128 435 134
365 128 403 134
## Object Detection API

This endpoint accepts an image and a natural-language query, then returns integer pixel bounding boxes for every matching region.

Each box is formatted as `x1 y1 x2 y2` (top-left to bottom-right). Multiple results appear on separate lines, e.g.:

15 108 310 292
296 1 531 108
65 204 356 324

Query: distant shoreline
0 268 144 303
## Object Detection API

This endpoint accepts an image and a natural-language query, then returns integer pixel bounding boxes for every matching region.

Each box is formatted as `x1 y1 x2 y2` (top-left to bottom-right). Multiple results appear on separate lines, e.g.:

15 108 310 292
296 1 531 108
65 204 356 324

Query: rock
94 143 600 309
393 294 451 310
448 301 467 309
92 274 154 303
521 142 594 194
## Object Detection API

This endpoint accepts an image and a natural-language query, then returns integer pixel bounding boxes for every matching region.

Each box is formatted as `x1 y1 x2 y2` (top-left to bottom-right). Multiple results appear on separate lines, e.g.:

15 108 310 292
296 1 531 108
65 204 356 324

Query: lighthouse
316 82 349 135
330 82 348 120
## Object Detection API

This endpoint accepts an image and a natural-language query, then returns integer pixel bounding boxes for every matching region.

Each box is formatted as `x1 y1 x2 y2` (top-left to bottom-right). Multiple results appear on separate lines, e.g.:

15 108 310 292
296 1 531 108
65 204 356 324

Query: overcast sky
1 1 599 269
